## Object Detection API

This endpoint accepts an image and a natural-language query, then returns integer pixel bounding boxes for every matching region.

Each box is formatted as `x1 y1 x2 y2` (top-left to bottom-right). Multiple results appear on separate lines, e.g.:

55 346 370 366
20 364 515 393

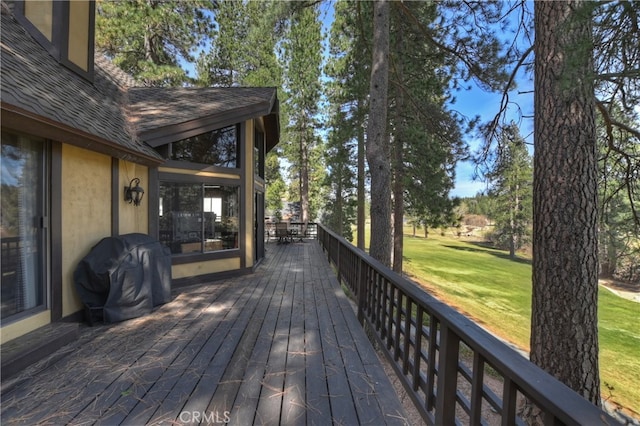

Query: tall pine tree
486 123 532 259
366 0 392 266
96 0 214 86
325 0 373 249
195 0 282 88
531 0 600 406
389 1 465 272
324 0 372 245
280 3 324 229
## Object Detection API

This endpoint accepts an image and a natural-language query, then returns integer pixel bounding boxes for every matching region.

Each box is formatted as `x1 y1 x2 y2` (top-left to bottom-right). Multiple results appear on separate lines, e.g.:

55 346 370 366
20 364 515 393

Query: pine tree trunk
392 18 405 274
300 131 309 236
357 106 366 250
531 0 600 405
365 0 392 266
510 188 518 259
335 169 344 236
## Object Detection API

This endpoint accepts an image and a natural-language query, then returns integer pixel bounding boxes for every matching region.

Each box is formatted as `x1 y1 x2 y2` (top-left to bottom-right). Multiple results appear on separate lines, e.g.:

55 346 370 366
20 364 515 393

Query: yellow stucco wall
172 257 241 279
67 1 90 72
0 311 50 345
24 0 53 40
119 160 149 235
61 145 112 317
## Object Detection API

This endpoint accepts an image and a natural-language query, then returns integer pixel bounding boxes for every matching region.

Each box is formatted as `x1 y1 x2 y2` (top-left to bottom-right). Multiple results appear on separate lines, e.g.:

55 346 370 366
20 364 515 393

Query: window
1 131 48 321
159 183 239 254
170 125 239 168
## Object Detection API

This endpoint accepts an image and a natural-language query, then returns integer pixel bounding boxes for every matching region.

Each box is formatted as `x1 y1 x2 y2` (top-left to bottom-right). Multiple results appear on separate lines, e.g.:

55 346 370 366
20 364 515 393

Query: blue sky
448 79 534 198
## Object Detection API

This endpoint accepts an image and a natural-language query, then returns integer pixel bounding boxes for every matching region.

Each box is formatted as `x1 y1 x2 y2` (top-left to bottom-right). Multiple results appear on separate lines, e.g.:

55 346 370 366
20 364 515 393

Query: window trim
0 130 51 325
160 160 242 177
165 124 241 170
158 176 242 262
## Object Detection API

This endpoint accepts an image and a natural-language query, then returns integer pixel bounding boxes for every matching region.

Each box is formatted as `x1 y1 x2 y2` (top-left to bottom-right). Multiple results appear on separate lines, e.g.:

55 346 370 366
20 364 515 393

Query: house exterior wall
0 311 51 344
157 119 261 283
60 145 112 317
1 118 268 342
158 167 240 180
2 1 276 354
172 257 242 280
67 1 91 72
0 141 153 344
24 0 53 40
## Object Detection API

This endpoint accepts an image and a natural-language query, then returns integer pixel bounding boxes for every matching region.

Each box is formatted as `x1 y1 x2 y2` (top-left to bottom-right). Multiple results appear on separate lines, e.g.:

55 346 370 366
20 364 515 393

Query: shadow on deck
1 241 408 425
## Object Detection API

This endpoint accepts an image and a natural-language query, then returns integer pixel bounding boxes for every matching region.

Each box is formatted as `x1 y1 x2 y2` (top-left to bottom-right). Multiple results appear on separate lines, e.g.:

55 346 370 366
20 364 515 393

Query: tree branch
596 101 640 227
480 44 534 161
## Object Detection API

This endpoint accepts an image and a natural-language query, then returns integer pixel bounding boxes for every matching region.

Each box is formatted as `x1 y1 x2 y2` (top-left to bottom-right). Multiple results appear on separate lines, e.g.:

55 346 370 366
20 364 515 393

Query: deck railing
265 222 318 241
317 224 615 425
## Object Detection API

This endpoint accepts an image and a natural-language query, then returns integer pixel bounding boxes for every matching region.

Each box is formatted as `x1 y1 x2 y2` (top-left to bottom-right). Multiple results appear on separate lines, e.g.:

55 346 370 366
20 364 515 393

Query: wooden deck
1 240 409 425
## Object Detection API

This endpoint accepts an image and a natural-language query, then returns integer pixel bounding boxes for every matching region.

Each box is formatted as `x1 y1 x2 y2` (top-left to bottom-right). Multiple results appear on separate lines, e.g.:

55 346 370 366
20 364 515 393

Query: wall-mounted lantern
124 178 144 206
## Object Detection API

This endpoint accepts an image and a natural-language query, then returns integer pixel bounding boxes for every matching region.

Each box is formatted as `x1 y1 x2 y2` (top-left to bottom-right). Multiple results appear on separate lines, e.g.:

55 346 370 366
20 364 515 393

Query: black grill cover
74 233 172 323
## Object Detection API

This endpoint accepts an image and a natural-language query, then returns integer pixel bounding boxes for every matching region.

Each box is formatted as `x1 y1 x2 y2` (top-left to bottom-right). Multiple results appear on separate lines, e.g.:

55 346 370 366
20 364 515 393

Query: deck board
1 240 409 425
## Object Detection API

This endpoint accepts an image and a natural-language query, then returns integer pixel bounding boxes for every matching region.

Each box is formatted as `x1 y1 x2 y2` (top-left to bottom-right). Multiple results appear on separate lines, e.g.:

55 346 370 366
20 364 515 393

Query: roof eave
138 94 280 149
2 102 164 167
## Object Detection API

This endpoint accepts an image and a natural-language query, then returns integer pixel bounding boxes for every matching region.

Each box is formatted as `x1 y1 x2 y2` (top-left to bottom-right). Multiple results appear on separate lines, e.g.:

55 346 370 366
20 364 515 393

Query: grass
356 227 640 416
402 235 534 349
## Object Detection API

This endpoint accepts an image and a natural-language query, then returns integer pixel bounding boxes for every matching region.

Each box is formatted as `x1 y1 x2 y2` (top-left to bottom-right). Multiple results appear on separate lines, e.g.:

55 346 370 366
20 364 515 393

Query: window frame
0 130 51 324
165 124 241 169
157 173 243 265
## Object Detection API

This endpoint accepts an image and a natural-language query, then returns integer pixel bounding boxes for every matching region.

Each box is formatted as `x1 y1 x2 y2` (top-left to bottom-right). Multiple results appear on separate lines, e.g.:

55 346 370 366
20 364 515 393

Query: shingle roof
128 87 279 150
1 4 279 159
0 8 162 164
128 86 277 133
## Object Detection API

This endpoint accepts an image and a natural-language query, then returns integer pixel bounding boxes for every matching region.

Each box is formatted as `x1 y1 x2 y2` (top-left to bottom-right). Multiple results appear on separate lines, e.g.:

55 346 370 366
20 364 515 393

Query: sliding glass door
1 131 48 321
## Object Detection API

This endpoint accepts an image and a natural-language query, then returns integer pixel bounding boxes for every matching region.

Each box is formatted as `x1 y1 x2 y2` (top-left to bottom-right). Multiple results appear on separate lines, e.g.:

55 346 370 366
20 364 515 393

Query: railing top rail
316 223 616 425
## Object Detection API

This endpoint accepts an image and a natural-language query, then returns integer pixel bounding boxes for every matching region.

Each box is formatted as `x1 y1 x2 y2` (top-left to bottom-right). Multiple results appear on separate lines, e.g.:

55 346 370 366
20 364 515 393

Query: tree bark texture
357 103 366 251
335 167 344 236
532 0 600 404
392 18 405 274
366 0 392 267
300 130 310 235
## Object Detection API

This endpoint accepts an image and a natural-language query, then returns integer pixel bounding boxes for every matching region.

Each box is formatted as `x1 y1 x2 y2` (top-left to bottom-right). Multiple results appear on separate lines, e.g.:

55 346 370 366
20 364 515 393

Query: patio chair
275 222 291 244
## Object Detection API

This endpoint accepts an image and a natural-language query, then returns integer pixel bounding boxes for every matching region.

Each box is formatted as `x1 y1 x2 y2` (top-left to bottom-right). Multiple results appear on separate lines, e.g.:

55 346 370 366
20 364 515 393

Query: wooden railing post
435 324 460 425
357 257 367 325
335 237 341 278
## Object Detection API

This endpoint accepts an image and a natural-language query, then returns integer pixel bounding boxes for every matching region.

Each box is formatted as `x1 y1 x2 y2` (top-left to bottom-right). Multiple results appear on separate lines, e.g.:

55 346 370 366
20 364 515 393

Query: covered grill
74 233 172 324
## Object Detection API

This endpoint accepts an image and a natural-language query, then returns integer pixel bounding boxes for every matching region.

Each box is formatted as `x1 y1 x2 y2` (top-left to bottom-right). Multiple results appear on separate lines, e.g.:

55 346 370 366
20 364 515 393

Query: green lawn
358 228 639 415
